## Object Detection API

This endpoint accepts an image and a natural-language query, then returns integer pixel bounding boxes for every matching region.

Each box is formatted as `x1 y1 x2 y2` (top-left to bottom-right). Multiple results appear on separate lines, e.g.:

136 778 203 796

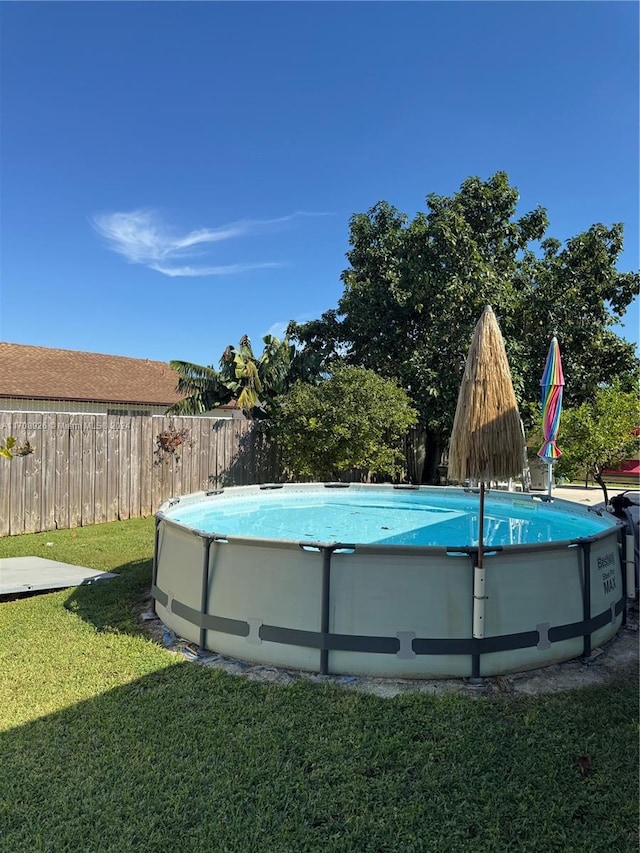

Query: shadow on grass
64 557 154 637
1 661 638 853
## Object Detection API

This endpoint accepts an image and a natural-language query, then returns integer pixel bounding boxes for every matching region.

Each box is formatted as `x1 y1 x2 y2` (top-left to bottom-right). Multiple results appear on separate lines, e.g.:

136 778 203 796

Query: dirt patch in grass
139 593 639 700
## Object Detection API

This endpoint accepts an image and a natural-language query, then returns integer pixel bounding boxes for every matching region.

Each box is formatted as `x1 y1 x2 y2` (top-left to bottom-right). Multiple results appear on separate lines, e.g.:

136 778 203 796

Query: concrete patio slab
0 556 118 596
546 485 634 508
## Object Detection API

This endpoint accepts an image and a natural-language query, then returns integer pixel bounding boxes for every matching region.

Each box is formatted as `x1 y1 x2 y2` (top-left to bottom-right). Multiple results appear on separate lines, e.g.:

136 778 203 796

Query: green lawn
0 519 637 853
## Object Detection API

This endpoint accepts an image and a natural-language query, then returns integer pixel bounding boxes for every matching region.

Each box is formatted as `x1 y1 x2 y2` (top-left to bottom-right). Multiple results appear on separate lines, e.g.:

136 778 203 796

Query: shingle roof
0 342 185 406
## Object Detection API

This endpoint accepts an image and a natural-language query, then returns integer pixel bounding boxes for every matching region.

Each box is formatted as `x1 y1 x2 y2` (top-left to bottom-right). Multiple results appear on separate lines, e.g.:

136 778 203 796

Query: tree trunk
422 436 442 484
592 467 608 506
403 427 442 484
405 428 426 484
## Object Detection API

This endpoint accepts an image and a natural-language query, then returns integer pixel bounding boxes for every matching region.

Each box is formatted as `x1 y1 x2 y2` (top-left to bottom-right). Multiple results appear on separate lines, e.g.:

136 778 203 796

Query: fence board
41 414 57 533
232 421 243 484
140 416 153 515
170 417 184 499
106 416 120 522
9 426 25 535
221 421 232 485
152 417 169 512
151 419 162 512
81 415 96 527
23 414 42 533
208 421 221 489
129 416 141 519
180 418 194 495
54 415 70 531
6 414 25 534
117 416 132 521
68 414 83 528
12 417 30 531
0 414 13 535
199 418 212 492
94 415 107 524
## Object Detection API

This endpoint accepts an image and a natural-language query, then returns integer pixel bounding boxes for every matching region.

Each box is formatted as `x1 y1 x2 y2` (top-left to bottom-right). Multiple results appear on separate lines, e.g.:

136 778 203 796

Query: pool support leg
199 537 212 651
469 548 482 681
581 541 592 660
624 533 635 605
470 485 488 678
151 517 161 615
320 547 332 676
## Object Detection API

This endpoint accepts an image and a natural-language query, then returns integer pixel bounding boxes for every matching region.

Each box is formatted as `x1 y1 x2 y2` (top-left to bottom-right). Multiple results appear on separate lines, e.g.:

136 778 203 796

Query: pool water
169 488 611 548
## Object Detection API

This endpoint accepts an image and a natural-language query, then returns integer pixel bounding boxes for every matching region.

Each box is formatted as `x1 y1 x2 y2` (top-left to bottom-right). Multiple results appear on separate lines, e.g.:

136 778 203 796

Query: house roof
0 342 185 406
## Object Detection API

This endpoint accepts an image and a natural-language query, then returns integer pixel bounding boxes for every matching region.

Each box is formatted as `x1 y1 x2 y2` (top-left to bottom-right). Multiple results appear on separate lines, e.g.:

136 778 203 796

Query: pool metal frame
152 484 627 679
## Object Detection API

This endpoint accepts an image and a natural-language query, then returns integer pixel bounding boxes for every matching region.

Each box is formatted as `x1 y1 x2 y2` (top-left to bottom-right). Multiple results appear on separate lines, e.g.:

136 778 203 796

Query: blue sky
1 1 638 369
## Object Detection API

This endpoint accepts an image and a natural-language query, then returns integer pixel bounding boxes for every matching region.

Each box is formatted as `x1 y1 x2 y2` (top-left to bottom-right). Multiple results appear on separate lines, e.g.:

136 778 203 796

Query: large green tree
271 366 418 482
513 224 639 405
289 173 639 481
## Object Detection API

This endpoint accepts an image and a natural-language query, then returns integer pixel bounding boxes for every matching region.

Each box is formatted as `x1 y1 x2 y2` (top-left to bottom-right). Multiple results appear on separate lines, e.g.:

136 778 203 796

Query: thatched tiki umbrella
448 306 525 639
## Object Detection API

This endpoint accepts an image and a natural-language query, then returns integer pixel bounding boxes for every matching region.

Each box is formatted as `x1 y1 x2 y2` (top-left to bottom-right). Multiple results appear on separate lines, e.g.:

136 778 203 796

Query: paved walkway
544 484 635 507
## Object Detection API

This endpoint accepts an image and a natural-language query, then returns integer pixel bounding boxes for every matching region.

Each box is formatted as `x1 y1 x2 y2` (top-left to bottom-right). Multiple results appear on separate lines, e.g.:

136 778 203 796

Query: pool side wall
152 485 624 679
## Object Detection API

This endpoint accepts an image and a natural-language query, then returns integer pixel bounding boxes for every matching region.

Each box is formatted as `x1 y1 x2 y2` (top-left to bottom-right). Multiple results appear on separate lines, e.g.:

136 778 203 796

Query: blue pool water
166 488 614 548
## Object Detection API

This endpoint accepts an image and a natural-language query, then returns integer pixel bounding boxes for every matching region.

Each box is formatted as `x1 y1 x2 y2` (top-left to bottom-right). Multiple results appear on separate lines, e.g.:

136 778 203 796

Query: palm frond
167 360 232 415
169 360 220 384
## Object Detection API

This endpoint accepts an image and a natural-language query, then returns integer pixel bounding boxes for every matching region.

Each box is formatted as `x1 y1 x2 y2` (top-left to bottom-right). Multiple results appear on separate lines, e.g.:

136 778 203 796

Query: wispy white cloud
150 262 282 278
92 208 331 278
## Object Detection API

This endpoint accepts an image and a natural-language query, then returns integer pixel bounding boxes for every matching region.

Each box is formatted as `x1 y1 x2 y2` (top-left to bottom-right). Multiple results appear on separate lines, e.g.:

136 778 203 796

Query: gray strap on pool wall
168 599 250 638
547 597 625 642
260 625 325 649
152 584 168 608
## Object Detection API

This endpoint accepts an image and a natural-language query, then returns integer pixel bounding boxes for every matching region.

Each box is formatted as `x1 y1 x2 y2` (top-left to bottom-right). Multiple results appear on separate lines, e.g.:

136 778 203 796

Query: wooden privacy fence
0 413 280 536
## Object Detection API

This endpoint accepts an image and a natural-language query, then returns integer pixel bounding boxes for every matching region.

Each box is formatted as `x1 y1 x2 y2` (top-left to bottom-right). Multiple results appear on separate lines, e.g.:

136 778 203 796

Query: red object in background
602 427 640 478
602 459 640 477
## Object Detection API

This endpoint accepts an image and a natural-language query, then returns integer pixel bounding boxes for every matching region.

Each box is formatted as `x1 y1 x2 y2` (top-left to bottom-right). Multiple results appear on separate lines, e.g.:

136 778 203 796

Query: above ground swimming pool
152 484 628 679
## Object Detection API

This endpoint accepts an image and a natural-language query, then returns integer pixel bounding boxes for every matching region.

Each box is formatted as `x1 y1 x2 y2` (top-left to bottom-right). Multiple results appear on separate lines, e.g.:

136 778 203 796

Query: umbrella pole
547 462 553 496
473 482 486 640
478 482 485 570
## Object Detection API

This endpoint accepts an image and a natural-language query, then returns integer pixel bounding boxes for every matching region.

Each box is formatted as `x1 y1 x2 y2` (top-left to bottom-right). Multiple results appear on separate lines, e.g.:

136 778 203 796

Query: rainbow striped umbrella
538 336 564 494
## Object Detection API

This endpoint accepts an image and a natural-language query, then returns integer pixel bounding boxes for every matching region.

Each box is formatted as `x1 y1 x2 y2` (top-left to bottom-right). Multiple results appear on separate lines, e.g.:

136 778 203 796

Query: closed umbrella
448 306 526 639
537 337 564 496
